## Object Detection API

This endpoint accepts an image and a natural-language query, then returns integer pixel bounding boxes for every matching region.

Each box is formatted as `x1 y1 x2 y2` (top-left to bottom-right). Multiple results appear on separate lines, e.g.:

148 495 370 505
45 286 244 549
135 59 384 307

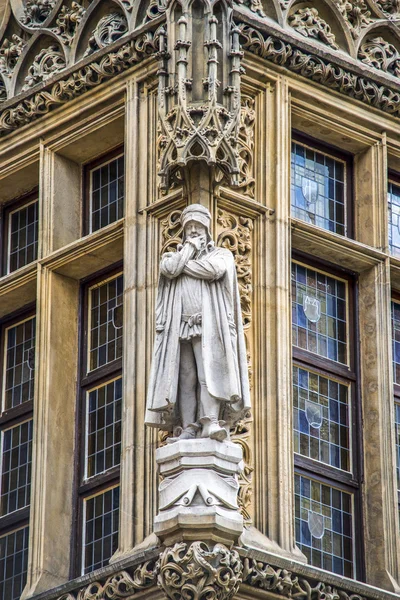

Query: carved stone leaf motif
376 0 400 13
55 2 86 46
289 7 339 50
235 0 266 18
0 79 7 103
217 208 253 521
333 0 372 39
237 95 255 198
157 542 243 600
160 209 184 254
22 0 56 27
22 44 66 91
358 35 400 77
0 36 26 77
142 0 167 24
84 13 129 57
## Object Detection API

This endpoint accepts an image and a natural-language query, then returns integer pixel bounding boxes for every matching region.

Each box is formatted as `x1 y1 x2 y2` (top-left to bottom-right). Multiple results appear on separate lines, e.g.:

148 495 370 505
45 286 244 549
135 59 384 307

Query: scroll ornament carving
376 0 400 13
160 209 184 254
235 0 266 18
288 7 339 50
237 95 255 197
0 36 26 77
333 0 372 39
242 559 366 600
358 36 400 77
85 13 129 56
22 0 56 27
157 542 243 600
56 561 157 600
143 0 167 23
0 79 6 102
21 44 66 91
55 2 86 46
0 29 160 134
237 24 400 118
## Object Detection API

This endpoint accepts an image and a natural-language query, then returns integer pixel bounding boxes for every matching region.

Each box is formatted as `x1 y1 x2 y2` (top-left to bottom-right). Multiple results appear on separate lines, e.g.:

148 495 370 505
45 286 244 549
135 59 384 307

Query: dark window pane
89 276 123 371
8 201 38 273
0 527 29 600
4 317 36 411
90 155 124 232
83 487 119 574
388 181 400 257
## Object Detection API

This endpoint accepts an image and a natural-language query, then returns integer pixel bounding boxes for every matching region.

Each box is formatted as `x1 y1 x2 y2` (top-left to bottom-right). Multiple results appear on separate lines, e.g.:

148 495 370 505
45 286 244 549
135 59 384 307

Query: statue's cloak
145 246 251 430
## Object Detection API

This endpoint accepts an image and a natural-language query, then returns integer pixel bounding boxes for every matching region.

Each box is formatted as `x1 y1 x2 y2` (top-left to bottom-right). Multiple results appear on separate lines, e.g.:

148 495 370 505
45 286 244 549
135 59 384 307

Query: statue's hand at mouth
187 235 207 253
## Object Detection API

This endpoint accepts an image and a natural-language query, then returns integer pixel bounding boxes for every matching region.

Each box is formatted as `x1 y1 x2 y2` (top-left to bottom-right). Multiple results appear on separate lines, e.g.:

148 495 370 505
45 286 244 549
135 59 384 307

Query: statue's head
181 204 212 243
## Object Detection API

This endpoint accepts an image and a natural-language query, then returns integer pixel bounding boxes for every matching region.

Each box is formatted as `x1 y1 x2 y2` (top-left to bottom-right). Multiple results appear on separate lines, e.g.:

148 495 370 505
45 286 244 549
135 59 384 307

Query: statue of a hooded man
145 204 250 442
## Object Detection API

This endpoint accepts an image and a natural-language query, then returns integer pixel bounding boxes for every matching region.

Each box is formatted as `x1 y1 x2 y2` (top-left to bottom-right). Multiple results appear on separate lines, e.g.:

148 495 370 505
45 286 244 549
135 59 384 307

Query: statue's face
184 220 207 239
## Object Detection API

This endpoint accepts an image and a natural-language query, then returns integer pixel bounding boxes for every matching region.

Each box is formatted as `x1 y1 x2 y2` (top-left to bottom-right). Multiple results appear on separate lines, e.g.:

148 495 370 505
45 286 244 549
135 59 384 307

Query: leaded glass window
391 299 400 519
1 421 33 515
388 180 400 257
291 140 347 235
0 526 29 600
291 262 348 364
293 367 350 471
7 200 38 273
77 268 123 576
395 403 400 492
88 153 124 233
295 475 353 577
3 317 36 411
88 275 123 372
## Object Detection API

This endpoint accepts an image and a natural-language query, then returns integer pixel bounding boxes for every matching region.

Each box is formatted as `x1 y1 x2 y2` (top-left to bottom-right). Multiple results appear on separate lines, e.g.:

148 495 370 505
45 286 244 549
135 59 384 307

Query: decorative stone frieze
375 0 400 14
333 0 372 38
358 35 400 77
22 0 56 27
289 7 339 50
55 2 86 46
0 35 26 77
0 29 160 134
237 95 255 198
85 13 129 57
157 542 243 600
22 44 66 91
238 24 400 117
235 0 266 18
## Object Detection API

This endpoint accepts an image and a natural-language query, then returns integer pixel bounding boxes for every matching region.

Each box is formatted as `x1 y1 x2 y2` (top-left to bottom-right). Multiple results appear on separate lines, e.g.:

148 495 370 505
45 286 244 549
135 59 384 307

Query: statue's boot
167 423 200 444
200 416 228 441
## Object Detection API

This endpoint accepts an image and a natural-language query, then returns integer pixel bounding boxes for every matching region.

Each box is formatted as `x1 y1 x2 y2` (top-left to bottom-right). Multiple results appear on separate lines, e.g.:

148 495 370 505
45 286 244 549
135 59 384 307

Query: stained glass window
8 200 38 273
4 317 36 411
292 263 347 364
85 378 122 479
293 367 350 471
90 154 124 233
0 527 29 600
82 486 119 574
291 142 346 235
295 475 353 577
388 181 400 257
88 275 123 372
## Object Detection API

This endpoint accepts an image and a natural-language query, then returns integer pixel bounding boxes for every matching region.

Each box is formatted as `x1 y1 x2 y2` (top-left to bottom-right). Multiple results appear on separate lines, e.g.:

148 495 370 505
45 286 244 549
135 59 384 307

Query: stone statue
145 204 250 442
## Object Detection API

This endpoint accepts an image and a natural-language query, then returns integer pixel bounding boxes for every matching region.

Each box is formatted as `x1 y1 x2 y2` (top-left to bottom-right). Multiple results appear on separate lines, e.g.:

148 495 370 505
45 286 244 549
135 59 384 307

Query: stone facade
0 1 399 600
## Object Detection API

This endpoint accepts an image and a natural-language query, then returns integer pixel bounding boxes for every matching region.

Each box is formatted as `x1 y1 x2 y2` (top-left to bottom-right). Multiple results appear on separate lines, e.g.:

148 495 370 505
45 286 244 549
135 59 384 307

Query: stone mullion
359 259 400 591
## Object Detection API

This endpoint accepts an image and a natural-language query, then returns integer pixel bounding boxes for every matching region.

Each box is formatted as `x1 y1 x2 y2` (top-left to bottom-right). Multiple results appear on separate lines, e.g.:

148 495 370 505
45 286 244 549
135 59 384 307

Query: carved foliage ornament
358 35 400 77
376 0 400 14
85 13 129 57
289 7 339 50
0 29 160 134
55 2 86 46
22 0 56 27
238 24 400 117
22 44 66 91
0 36 26 77
333 0 372 39
157 542 243 600
237 95 255 197
235 0 266 18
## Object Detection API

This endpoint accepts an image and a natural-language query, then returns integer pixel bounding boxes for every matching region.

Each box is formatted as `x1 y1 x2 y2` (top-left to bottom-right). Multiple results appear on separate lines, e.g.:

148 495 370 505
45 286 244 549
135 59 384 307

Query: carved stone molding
157 542 243 600
56 561 157 600
85 13 129 57
235 0 266 18
289 7 339 50
242 559 367 600
0 29 160 134
22 44 66 91
0 35 26 78
22 0 56 27
55 2 86 46
238 23 400 118
333 0 372 39
237 95 255 198
358 35 400 77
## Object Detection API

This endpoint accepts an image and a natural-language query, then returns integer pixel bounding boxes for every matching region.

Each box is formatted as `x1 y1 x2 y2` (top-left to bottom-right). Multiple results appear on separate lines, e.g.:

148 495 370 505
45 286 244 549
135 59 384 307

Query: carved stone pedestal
154 439 244 547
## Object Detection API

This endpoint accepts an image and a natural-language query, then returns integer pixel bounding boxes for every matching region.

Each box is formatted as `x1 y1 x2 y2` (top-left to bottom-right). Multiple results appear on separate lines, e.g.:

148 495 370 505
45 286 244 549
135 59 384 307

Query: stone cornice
27 545 400 600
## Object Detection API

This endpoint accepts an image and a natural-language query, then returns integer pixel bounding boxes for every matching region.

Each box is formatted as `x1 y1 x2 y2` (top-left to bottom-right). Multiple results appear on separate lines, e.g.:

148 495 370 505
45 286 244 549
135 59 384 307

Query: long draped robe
145 244 251 431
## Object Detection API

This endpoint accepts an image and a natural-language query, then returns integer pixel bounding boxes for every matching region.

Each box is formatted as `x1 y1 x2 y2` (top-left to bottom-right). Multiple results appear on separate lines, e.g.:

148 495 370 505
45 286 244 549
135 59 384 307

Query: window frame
291 131 354 239
292 252 364 579
72 263 123 578
82 145 125 237
390 290 400 513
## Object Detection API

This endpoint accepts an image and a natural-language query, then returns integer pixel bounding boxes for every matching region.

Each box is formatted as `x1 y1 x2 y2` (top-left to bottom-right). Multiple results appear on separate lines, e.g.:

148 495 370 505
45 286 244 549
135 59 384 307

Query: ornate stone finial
157 0 243 191
157 541 243 600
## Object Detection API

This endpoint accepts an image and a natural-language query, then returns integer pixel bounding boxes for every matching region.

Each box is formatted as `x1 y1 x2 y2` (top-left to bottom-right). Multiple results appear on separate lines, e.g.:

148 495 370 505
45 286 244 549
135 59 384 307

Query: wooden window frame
82 145 125 237
292 252 364 580
71 263 123 578
291 131 354 239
